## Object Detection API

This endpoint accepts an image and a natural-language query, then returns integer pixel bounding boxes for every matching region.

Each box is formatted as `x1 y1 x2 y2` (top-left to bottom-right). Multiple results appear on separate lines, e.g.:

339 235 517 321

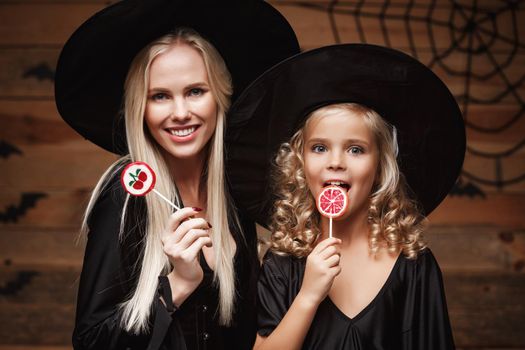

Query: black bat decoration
22 62 55 82
0 192 48 224
0 140 22 159
0 270 39 296
449 181 486 199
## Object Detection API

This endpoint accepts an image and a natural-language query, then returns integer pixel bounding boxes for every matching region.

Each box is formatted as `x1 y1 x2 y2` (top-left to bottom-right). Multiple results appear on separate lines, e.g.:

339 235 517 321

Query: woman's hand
161 207 211 306
297 237 341 307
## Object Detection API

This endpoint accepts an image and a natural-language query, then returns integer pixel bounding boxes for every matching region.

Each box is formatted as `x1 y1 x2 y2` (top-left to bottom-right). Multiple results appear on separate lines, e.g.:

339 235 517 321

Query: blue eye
151 93 169 101
349 146 363 154
312 145 327 153
188 88 204 96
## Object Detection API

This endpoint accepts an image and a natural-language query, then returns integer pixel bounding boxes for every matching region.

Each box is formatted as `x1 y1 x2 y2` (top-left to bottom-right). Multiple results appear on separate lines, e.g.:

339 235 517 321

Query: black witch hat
55 0 300 154
226 44 466 227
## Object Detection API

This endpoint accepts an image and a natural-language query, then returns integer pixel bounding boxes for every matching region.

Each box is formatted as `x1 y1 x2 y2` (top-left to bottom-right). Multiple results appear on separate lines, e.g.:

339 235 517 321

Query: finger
167 207 201 232
173 217 210 239
165 217 211 244
325 253 341 268
184 236 213 260
178 229 210 250
318 245 340 260
312 237 341 255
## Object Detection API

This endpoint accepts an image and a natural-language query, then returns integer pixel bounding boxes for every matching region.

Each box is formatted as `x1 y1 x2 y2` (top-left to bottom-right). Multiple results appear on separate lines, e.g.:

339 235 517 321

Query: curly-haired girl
226 44 464 350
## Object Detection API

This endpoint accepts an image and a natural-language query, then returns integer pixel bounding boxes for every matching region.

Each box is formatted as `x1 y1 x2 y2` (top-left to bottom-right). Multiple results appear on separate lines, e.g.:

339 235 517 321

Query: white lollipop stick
152 188 180 210
329 217 333 238
121 161 180 211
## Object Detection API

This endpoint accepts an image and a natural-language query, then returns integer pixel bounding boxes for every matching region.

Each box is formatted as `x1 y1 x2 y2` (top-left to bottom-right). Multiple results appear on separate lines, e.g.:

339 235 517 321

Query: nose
170 97 191 122
327 150 346 171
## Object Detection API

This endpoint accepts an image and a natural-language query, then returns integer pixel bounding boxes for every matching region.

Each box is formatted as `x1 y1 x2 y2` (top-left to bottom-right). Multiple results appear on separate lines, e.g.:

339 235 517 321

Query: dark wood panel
0 190 89 228
0 304 74 345
445 271 525 348
428 193 525 228
0 4 104 46
465 104 525 144
2 143 116 190
427 226 525 273
0 266 78 304
0 346 71 350
0 228 84 267
0 48 57 97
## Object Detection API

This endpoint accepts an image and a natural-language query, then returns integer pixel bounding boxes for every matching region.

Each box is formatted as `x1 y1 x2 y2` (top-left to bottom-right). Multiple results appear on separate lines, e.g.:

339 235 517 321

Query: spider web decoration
288 0 525 194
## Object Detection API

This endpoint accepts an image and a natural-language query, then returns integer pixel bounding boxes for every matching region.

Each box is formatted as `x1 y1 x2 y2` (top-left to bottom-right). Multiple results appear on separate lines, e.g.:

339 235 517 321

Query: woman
54 1 299 349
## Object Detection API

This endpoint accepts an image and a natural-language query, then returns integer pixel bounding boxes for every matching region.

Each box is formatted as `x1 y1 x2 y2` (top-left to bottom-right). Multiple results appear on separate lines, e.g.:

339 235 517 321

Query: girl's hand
161 207 211 305
298 237 341 306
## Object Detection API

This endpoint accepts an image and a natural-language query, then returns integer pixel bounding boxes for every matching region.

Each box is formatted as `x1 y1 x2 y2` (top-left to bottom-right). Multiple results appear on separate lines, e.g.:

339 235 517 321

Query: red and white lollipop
316 185 348 238
121 161 180 210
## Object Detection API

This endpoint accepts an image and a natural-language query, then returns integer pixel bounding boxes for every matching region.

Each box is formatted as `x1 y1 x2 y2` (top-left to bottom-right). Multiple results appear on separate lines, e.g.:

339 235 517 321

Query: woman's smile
145 43 218 160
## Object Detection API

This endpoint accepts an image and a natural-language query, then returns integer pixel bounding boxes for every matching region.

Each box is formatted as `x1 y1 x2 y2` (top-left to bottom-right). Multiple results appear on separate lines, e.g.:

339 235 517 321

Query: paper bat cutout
0 192 48 223
0 140 22 159
449 180 486 199
0 270 39 296
23 62 55 82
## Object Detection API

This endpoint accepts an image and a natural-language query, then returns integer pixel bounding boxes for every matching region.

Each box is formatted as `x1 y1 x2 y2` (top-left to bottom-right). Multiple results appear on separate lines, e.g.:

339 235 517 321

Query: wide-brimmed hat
226 44 466 227
55 0 299 154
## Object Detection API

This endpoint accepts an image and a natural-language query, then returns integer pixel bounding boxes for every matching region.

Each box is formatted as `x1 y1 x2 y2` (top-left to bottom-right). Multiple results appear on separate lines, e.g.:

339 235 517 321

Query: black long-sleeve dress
258 248 455 350
73 170 259 350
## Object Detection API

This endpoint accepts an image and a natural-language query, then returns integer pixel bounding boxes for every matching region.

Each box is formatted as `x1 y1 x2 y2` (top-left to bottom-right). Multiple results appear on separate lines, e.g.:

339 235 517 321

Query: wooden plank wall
0 0 524 349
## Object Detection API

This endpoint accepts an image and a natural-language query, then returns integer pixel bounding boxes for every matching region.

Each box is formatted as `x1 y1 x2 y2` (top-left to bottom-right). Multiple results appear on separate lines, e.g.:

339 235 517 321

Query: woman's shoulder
86 158 132 230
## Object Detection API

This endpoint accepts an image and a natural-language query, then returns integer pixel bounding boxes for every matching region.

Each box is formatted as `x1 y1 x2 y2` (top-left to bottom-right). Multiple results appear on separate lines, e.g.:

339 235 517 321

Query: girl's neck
319 207 370 249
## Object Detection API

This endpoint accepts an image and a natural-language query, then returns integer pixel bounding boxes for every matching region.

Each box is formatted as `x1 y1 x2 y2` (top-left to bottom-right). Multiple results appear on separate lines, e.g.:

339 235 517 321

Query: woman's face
145 43 217 160
303 108 379 221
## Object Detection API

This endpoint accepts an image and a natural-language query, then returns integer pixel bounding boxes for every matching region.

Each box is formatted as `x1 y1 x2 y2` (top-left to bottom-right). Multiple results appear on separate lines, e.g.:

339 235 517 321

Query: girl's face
303 108 379 221
145 43 217 160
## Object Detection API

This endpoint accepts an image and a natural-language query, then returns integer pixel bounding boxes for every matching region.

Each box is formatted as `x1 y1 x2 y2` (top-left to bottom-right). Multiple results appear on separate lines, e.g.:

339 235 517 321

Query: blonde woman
226 44 464 349
54 1 299 349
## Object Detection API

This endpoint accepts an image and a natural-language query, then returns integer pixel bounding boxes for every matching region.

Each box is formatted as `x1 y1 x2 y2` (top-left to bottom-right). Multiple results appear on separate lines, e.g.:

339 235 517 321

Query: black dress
72 169 259 350
258 249 455 350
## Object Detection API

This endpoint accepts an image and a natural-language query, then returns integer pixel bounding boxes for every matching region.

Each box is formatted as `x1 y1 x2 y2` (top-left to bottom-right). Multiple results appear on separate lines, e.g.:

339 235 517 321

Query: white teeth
327 181 346 186
170 126 196 137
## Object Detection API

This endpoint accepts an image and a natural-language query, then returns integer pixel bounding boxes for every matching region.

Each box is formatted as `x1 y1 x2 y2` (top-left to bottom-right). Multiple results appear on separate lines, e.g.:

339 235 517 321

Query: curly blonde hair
270 103 426 259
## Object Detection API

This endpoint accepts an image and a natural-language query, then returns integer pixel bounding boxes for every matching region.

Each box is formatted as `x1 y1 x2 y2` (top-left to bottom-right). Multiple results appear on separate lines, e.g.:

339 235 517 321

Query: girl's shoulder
261 249 306 281
400 247 445 282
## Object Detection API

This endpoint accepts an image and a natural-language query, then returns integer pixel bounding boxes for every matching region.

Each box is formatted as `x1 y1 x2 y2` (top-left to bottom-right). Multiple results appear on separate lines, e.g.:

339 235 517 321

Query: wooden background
0 0 524 349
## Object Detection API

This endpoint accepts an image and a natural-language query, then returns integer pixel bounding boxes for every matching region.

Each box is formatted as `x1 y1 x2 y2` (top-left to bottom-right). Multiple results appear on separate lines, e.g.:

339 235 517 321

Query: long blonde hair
82 28 239 333
270 103 426 259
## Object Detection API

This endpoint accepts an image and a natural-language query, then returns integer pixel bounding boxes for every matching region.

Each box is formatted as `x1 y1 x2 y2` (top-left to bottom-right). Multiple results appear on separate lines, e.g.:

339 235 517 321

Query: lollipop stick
329 217 333 238
152 189 180 210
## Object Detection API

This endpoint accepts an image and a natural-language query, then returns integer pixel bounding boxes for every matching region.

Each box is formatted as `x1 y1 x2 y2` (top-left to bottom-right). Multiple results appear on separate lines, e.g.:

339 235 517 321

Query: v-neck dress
257 249 455 350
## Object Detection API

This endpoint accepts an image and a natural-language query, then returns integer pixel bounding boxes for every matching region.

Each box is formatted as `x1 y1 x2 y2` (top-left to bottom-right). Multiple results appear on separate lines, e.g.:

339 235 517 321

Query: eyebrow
148 82 210 93
306 137 370 146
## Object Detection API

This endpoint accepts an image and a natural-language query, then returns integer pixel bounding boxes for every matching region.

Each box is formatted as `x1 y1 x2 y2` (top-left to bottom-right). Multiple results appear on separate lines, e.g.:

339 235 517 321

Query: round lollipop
121 161 179 210
316 185 348 238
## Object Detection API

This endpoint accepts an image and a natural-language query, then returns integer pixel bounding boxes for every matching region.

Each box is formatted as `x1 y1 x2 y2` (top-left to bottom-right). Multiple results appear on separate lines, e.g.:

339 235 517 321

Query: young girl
226 44 465 349
54 1 299 349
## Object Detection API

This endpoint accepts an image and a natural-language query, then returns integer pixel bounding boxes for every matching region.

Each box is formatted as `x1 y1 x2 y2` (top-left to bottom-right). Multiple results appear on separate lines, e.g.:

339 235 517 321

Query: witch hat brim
55 0 300 154
226 44 466 227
